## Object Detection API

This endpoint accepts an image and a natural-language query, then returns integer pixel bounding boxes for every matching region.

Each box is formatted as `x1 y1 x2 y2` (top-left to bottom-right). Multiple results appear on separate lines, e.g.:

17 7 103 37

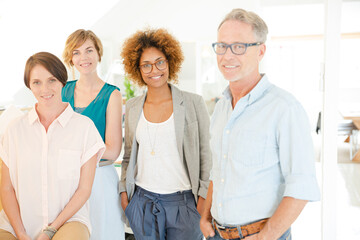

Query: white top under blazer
135 111 191 194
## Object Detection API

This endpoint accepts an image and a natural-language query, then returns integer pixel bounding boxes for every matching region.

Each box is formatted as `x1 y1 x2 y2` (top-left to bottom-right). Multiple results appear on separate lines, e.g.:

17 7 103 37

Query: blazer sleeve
195 95 212 199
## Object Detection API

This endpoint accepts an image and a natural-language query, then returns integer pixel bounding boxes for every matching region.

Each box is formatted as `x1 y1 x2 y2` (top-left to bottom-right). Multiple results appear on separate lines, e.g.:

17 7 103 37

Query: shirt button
221 179 224 183
226 130 230 134
219 203 222 207
223 154 227 159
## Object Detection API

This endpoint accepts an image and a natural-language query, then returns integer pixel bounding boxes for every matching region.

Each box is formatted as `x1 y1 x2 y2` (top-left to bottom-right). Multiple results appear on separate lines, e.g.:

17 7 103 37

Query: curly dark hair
120 28 184 86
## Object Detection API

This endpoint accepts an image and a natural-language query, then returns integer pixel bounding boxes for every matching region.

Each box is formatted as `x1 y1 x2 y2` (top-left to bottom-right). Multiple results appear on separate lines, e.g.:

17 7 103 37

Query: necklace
145 109 165 156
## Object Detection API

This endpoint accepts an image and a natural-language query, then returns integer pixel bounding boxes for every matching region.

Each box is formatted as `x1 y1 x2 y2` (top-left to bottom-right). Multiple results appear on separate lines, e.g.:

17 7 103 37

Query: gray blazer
119 84 211 221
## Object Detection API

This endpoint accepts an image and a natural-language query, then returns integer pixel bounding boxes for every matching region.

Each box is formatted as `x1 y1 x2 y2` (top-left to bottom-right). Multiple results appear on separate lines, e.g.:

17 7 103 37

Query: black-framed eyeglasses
139 59 168 74
212 42 262 55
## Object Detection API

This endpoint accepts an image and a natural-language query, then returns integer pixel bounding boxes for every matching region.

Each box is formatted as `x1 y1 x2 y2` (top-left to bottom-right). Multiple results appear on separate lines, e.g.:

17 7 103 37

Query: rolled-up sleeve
277 103 320 201
0 130 10 167
195 96 212 199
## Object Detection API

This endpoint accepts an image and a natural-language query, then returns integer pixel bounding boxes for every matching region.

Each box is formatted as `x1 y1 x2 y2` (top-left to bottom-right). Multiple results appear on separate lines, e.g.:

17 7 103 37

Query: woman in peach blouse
0 52 105 240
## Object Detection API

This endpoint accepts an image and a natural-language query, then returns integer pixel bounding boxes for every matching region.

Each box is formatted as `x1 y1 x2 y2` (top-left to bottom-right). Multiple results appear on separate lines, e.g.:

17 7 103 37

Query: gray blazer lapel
128 94 146 140
171 84 185 161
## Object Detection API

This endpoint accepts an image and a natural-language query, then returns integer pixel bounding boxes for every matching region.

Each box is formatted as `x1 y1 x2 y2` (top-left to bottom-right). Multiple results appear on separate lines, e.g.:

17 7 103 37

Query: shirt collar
28 105 39 125
247 74 272 105
28 103 74 128
222 85 232 100
222 74 272 105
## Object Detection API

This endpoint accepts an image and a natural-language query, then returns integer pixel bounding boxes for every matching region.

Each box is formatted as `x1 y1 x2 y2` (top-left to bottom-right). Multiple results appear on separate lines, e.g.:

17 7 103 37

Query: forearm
103 89 123 161
197 196 205 216
120 192 129 211
1 188 27 237
50 187 91 230
259 197 307 240
202 181 213 220
101 142 122 161
200 181 215 238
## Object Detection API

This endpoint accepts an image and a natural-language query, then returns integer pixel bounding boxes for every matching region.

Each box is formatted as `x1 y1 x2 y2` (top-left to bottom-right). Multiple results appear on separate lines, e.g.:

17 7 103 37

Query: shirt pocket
58 149 81 179
235 130 268 167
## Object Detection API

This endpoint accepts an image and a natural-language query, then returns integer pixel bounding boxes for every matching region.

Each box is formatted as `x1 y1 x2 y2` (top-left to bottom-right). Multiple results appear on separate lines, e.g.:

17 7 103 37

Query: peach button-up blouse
0 104 105 239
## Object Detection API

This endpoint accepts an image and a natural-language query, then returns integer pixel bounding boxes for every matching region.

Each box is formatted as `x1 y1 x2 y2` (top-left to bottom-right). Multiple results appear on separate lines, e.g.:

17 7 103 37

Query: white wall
1 0 359 108
91 0 262 94
0 0 118 106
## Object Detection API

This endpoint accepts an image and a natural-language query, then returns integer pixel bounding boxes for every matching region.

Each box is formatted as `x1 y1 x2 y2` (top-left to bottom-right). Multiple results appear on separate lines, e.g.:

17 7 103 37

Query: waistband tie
143 193 166 240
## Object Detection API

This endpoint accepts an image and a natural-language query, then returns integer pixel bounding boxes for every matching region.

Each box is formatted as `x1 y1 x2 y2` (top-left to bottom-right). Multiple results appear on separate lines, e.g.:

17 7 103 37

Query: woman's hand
120 192 129 211
17 232 32 240
36 232 50 240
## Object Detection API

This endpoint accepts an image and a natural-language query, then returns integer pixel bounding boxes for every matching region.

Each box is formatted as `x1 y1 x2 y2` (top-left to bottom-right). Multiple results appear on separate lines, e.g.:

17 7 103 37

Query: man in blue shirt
200 8 320 240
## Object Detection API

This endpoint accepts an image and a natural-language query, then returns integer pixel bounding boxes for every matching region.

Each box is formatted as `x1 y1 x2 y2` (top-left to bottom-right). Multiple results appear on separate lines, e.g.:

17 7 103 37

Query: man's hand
244 233 260 240
200 217 215 239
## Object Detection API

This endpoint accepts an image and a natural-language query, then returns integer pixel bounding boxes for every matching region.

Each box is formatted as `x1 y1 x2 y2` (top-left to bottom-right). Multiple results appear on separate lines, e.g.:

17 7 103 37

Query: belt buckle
217 224 226 230
215 222 227 239
216 222 242 240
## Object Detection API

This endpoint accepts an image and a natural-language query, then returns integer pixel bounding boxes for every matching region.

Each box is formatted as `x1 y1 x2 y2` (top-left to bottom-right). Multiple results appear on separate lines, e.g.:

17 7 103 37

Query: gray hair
218 8 268 43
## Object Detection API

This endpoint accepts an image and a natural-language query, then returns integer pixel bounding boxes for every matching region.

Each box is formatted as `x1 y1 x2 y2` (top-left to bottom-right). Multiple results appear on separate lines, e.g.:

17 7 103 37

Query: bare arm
246 197 307 240
47 154 98 230
120 192 129 211
102 89 123 161
197 196 205 217
1 161 31 240
200 181 215 238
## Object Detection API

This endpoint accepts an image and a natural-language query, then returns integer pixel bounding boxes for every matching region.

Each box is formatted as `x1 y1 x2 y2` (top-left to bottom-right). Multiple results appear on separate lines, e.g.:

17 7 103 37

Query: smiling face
217 20 265 83
71 39 99 75
139 47 169 88
29 64 64 107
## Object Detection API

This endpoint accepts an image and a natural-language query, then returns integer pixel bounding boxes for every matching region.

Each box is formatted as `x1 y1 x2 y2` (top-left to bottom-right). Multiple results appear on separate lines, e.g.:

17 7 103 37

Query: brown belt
214 218 268 239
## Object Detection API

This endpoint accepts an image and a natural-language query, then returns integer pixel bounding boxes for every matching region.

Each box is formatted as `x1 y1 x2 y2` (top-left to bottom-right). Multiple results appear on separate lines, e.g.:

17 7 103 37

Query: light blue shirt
210 74 320 225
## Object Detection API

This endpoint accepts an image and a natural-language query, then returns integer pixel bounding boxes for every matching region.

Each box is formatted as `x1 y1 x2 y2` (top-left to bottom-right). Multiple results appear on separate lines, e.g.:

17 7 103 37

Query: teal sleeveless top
62 80 120 142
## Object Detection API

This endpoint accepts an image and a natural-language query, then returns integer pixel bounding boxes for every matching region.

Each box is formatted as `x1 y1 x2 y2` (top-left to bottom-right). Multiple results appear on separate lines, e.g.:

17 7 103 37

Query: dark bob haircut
24 52 68 88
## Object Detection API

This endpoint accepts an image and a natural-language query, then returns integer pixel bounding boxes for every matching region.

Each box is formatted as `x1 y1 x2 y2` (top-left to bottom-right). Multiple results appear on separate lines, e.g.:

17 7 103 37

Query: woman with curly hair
119 28 212 240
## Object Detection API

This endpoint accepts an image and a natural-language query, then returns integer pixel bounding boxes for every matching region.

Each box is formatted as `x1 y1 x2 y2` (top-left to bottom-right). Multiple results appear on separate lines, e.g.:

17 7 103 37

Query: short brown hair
120 28 184 86
63 29 103 67
219 8 268 43
24 52 68 88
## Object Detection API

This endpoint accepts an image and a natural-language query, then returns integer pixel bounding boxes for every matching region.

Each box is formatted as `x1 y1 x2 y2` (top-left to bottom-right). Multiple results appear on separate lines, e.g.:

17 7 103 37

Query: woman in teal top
62 29 124 240
62 80 119 140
